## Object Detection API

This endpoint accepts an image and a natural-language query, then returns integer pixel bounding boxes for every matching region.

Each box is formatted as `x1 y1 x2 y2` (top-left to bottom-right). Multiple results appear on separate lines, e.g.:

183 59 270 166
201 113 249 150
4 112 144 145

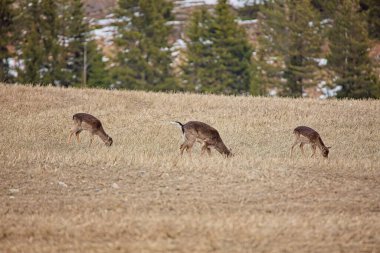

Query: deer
290 126 331 158
67 113 113 147
171 121 232 157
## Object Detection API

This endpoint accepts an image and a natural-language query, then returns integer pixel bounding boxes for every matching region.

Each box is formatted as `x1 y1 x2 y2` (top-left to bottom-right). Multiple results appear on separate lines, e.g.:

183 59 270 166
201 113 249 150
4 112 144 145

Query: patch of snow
315 58 327 66
320 85 342 99
166 20 185 26
176 0 262 8
172 39 187 50
320 18 333 25
268 88 277 96
95 18 119 26
8 58 17 68
237 19 258 25
9 69 18 77
91 26 117 45
200 38 212 45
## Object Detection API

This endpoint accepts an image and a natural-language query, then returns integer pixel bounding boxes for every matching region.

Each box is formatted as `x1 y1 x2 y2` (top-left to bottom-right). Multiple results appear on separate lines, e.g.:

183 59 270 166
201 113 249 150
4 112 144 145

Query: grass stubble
0 84 379 253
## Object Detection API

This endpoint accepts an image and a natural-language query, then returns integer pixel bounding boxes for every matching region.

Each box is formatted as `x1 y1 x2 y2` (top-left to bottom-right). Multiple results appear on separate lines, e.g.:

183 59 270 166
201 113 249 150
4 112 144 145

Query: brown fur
173 121 231 157
67 113 113 147
291 126 330 158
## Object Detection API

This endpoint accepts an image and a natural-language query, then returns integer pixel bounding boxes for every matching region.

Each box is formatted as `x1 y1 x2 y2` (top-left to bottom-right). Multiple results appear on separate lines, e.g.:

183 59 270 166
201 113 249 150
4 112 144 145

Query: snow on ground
318 81 343 99
91 26 117 45
237 19 258 25
176 0 261 8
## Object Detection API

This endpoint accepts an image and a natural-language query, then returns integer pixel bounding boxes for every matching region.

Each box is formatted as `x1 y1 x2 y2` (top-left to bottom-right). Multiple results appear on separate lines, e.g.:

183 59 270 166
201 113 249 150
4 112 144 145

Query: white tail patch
170 121 182 128
170 121 185 142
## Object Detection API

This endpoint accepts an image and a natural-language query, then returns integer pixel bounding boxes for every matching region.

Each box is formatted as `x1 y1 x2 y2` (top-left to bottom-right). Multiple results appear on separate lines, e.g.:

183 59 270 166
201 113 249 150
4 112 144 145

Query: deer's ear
327 146 332 149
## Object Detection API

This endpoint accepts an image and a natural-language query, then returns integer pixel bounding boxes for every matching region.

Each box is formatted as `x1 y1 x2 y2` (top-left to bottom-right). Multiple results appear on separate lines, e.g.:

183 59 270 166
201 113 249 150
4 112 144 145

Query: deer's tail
170 121 185 134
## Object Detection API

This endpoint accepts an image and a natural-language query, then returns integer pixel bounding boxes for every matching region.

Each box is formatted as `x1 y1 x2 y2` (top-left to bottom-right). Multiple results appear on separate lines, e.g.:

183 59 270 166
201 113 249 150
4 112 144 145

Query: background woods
0 0 379 98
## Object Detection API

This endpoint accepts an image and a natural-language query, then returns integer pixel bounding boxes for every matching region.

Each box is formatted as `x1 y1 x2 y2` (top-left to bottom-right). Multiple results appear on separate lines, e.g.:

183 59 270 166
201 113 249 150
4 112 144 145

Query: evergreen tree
311 0 338 17
16 0 107 87
328 0 379 98
211 0 253 94
17 0 45 84
40 0 62 85
111 0 177 91
86 40 110 88
17 0 63 85
19 23 44 84
183 0 253 94
365 0 380 39
0 0 16 83
254 2 284 96
181 7 214 91
258 0 323 97
60 0 88 86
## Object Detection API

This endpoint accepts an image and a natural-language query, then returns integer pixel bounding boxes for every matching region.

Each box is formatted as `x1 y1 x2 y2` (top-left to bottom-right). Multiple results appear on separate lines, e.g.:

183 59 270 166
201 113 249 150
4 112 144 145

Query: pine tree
16 0 106 87
181 7 215 91
255 2 285 96
310 0 338 17
39 0 62 85
0 0 16 83
365 0 380 39
211 0 253 94
17 0 45 84
328 0 379 98
86 40 110 88
17 0 63 85
60 0 88 86
111 0 177 91
258 0 323 97
19 23 44 84
182 0 253 94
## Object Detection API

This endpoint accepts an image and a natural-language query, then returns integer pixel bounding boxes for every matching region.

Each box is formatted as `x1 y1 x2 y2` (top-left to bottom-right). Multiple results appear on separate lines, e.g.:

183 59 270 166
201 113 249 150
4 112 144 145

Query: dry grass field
0 84 379 253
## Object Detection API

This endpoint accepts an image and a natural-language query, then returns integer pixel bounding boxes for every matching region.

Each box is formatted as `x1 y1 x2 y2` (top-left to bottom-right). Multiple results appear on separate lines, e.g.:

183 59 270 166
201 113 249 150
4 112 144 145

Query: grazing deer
291 126 330 158
67 113 113 147
171 121 232 157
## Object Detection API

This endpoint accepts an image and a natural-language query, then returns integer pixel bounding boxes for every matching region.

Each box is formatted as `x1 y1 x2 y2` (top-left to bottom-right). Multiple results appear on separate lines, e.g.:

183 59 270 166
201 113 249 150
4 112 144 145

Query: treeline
0 0 379 98
0 0 108 87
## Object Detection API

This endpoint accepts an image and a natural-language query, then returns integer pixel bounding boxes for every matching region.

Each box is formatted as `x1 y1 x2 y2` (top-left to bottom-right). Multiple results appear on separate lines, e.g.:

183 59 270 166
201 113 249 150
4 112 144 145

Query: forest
1 0 379 98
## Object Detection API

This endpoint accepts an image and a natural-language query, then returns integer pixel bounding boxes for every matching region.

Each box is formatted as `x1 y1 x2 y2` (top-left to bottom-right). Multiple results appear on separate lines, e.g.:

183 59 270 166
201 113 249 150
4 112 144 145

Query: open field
0 84 379 253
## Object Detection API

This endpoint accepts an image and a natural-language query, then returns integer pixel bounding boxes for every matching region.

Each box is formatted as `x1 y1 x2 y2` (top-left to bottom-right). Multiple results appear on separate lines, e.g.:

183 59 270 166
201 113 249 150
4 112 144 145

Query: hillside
0 84 379 252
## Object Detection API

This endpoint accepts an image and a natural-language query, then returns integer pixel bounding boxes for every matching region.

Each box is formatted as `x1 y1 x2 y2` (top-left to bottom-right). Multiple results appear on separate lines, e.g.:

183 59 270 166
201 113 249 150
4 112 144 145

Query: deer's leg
290 140 299 158
89 133 95 147
311 144 317 157
180 143 186 155
75 130 83 144
180 140 191 156
68 126 81 144
180 142 193 156
67 131 74 144
206 147 211 156
185 138 196 157
180 136 190 155
180 135 196 157
186 145 192 157
201 143 212 156
299 143 306 157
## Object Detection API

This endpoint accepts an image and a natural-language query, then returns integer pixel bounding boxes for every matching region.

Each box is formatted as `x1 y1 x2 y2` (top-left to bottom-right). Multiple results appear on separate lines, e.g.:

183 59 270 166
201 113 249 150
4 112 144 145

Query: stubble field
0 84 379 253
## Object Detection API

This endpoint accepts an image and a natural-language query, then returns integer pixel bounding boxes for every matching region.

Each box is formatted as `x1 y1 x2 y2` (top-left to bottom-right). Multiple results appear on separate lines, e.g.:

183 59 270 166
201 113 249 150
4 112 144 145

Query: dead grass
0 84 379 253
